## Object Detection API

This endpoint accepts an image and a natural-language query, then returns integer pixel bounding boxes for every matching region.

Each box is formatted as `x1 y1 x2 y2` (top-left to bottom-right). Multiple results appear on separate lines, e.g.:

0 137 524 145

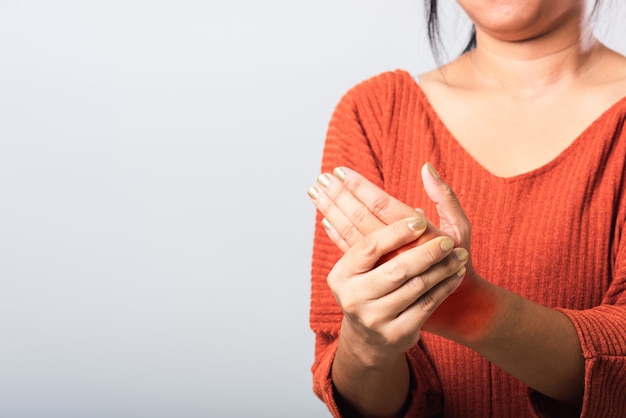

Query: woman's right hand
328 215 469 365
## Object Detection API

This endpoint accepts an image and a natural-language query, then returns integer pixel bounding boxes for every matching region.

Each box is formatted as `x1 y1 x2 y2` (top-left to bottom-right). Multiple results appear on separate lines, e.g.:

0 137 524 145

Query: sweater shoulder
332 69 428 139
340 68 417 106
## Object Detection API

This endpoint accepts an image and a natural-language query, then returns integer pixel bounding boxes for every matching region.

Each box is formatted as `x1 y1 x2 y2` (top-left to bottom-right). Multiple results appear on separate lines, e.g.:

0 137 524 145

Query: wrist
458 277 508 348
337 318 408 370
424 272 501 346
332 329 411 418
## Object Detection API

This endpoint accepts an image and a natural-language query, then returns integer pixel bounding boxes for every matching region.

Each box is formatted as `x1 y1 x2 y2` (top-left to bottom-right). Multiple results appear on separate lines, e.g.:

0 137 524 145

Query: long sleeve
531 282 626 418
526 115 626 418
309 72 443 417
544 223 626 418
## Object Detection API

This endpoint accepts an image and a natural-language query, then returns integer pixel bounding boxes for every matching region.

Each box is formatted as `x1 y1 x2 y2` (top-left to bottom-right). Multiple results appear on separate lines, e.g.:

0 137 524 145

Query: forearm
453 276 584 407
332 320 411 418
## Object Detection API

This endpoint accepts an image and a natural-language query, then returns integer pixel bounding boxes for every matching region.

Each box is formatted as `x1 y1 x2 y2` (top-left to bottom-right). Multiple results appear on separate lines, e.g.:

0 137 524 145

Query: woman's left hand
309 163 474 278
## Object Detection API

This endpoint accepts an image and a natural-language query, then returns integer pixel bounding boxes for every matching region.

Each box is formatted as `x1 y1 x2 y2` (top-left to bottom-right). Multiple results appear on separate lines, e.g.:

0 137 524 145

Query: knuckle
385 332 406 347
443 254 462 276
350 205 369 226
350 179 365 199
404 275 428 295
370 195 391 217
391 220 410 239
443 184 457 200
326 269 347 299
333 186 350 204
386 328 420 348
360 313 383 330
418 291 440 314
326 270 340 289
340 297 359 315
357 235 379 257
341 223 359 242
442 277 461 295
385 259 410 284
313 194 331 214
422 244 440 265
417 278 458 315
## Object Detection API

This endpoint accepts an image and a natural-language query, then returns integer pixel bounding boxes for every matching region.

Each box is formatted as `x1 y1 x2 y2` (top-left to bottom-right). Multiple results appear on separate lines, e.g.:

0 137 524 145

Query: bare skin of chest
432 95 604 177
419 50 626 178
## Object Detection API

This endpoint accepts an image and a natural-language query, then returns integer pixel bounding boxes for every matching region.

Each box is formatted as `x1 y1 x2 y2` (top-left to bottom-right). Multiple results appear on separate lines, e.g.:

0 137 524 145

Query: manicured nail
317 174 331 188
321 218 332 231
333 167 347 182
454 248 468 262
307 186 320 200
407 216 426 231
440 237 454 251
426 163 441 180
456 266 467 277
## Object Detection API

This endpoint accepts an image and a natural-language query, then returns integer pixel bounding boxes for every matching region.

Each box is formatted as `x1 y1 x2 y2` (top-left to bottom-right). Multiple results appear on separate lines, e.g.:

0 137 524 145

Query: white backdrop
0 1 624 417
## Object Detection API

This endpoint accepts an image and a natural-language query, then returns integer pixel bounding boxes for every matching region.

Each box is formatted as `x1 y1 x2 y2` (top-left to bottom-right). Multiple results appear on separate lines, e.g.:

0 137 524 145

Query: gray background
0 1 624 417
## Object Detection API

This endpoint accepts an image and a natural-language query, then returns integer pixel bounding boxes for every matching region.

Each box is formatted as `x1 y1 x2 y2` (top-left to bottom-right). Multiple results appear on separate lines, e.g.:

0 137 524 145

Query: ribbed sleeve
310 72 444 417
562 307 626 418
309 69 626 417
546 217 626 418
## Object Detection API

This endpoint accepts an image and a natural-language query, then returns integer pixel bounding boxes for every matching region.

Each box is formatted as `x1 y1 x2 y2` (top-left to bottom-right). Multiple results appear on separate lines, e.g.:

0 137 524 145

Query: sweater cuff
403 344 444 417
312 338 342 417
528 389 581 418
535 306 626 418
312 340 443 418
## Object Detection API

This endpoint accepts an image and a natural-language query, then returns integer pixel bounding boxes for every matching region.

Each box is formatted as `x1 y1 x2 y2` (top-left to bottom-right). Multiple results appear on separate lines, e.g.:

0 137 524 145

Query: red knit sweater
310 70 626 418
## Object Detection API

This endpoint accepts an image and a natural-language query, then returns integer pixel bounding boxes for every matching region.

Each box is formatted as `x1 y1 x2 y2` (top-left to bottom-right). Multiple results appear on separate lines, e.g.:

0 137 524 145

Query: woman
307 1 626 417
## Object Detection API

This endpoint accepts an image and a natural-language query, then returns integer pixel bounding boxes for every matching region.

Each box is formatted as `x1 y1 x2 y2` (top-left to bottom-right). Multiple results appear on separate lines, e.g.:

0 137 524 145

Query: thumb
421 163 470 245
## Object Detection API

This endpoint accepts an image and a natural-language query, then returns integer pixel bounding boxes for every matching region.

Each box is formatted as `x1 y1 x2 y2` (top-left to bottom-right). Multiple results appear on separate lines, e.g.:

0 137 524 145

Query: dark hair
425 1 602 63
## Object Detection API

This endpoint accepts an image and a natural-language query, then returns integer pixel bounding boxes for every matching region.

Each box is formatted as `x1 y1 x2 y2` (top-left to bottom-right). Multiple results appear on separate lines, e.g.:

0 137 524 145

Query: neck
466 18 601 98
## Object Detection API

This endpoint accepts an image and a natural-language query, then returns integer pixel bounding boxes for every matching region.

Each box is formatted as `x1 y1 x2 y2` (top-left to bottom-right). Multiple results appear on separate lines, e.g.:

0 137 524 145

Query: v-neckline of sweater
402 69 626 183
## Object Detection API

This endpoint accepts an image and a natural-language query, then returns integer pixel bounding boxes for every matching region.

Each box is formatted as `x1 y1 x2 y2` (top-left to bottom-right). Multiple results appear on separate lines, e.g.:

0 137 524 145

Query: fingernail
317 174 331 188
333 167 347 182
408 216 426 231
440 237 454 251
307 186 320 200
426 163 441 180
321 218 331 231
456 266 467 277
455 248 468 262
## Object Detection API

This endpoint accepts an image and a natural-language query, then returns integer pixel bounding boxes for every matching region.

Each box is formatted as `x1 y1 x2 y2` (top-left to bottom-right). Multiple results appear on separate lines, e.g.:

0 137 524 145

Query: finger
308 183 365 246
421 163 470 244
329 216 429 280
333 166 419 224
376 249 468 315
365 237 462 299
393 273 465 337
317 172 386 244
321 218 350 253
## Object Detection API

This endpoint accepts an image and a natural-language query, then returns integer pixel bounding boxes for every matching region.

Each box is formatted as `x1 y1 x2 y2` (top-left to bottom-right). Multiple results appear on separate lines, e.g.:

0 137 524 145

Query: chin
457 0 585 42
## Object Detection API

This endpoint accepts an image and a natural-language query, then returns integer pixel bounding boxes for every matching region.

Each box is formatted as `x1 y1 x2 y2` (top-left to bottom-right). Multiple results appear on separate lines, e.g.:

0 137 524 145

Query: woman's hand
327 215 468 363
309 163 473 276
309 163 491 342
